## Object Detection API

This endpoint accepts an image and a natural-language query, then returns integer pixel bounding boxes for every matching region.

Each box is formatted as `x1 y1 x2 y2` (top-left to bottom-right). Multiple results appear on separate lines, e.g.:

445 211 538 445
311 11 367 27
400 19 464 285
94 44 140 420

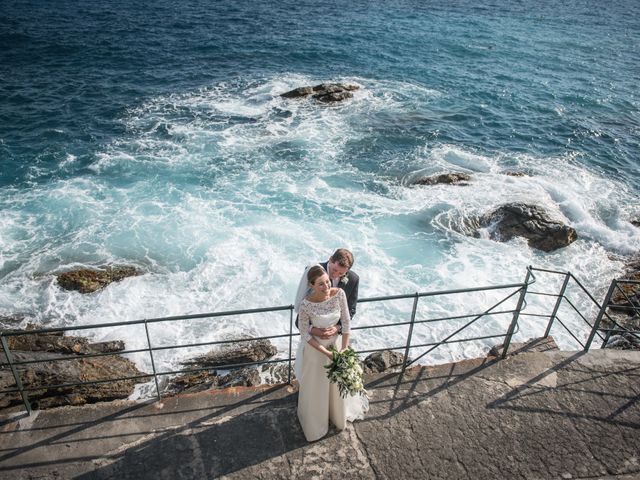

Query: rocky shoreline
0 323 411 413
2 249 639 412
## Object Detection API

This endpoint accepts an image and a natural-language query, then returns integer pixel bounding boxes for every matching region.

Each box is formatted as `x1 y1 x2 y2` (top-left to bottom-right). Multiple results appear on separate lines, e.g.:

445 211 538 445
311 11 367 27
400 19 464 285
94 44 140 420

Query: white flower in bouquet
324 346 368 398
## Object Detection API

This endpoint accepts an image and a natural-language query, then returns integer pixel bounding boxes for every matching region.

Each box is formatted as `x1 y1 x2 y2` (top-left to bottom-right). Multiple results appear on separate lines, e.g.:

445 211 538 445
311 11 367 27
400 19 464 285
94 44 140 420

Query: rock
164 370 219 396
57 266 141 293
166 339 278 396
604 333 640 350
0 350 147 410
609 255 640 315
362 350 407 374
2 330 125 355
504 171 528 177
280 86 315 98
165 366 262 395
280 83 359 103
182 339 278 368
414 172 472 186
260 363 291 384
631 219 640 228
314 90 354 103
477 203 578 252
218 368 261 388
488 336 559 358
0 315 26 329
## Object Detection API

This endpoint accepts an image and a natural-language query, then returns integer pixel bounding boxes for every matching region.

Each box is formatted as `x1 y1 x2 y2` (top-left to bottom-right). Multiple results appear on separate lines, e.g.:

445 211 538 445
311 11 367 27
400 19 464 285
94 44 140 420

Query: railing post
143 320 162 401
287 306 294 385
584 279 617 351
544 272 571 338
1 335 32 414
502 269 532 358
400 293 419 376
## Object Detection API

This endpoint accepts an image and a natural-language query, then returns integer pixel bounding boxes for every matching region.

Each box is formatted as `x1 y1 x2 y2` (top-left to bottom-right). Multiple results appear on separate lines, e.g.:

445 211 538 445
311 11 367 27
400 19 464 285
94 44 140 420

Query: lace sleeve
338 289 350 334
298 301 313 342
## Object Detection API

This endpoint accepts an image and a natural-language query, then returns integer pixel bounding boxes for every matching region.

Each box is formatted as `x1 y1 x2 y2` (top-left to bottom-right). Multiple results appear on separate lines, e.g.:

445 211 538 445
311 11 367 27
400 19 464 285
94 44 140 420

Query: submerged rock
414 172 471 186
477 203 577 252
280 83 360 103
631 219 640 228
57 266 141 293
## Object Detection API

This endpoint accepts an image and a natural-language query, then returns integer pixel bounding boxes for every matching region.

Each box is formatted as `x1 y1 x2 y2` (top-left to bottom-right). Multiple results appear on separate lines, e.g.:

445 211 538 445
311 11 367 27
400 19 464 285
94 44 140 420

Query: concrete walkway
1 348 639 479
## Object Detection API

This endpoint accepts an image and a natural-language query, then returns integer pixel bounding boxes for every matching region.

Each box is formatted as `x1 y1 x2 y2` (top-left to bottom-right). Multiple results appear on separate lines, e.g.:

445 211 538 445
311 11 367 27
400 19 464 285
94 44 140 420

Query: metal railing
1 265 638 415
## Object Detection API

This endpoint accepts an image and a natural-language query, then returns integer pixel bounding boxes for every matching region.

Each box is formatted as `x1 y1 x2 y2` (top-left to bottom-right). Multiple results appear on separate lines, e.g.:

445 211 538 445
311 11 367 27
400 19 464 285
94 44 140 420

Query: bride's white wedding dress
295 289 369 442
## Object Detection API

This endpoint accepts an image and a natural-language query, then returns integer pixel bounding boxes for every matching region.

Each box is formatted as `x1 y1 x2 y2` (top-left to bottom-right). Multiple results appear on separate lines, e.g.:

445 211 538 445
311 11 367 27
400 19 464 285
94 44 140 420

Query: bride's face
310 273 331 296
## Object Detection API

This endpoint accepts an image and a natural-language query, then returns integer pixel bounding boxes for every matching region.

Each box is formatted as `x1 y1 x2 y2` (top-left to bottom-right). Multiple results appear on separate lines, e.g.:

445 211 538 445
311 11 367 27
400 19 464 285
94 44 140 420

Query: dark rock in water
504 171 528 177
631 219 640 228
280 86 315 98
280 83 359 103
488 336 559 358
362 350 407 374
57 266 141 293
182 339 278 368
478 203 577 252
414 172 471 186
0 350 147 410
314 90 354 103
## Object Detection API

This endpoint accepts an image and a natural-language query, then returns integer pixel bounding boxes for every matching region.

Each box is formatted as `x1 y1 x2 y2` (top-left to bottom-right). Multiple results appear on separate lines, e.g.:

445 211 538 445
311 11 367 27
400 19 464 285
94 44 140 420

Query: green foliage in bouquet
324 346 367 398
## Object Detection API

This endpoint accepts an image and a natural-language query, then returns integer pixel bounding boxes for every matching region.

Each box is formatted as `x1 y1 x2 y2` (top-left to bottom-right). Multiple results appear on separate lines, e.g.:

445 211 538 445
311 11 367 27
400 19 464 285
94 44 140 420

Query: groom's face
328 260 348 280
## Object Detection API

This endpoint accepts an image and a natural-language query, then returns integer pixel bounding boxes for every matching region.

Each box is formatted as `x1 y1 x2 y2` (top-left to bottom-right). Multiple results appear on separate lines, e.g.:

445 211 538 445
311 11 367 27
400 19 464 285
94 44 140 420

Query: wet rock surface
414 172 471 186
280 83 360 103
166 339 278 395
477 203 578 252
181 339 278 368
57 266 141 293
0 327 144 410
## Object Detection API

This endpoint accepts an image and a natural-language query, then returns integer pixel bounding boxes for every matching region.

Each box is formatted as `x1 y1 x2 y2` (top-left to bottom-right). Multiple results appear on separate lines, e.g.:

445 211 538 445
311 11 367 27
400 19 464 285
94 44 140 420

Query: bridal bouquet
325 346 367 398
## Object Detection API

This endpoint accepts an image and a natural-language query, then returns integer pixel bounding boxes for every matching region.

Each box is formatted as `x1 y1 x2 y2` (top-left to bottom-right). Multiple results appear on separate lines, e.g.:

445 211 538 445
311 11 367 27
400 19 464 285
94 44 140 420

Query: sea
1 0 639 396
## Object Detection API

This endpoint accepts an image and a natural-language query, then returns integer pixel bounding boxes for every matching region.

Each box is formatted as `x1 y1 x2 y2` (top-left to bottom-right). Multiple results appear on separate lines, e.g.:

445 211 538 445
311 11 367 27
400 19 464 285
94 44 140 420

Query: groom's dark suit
294 262 360 329
319 261 359 321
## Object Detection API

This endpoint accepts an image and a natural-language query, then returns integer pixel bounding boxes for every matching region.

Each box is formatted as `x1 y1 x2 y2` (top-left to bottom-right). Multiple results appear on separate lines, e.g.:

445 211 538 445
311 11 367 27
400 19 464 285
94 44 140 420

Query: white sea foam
1 75 638 398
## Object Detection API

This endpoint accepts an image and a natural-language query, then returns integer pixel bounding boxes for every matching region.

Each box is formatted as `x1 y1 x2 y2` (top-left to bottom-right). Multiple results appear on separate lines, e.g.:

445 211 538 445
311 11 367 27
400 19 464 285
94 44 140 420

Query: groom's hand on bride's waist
311 325 340 339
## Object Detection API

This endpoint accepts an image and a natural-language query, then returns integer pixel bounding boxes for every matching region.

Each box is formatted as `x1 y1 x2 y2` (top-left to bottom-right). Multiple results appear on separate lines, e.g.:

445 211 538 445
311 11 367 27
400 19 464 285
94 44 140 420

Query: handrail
2 265 636 415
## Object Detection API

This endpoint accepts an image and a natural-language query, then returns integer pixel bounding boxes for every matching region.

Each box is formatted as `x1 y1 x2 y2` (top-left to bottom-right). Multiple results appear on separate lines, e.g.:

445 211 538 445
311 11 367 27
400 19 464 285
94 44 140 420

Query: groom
294 248 360 339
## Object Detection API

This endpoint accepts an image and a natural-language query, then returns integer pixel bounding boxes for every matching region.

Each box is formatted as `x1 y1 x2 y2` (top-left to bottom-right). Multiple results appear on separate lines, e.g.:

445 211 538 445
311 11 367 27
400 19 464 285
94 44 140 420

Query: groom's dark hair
330 248 354 269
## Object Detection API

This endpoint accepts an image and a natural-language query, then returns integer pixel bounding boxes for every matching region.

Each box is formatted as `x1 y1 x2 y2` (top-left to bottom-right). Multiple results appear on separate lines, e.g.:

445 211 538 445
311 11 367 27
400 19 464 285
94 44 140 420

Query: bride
295 264 368 442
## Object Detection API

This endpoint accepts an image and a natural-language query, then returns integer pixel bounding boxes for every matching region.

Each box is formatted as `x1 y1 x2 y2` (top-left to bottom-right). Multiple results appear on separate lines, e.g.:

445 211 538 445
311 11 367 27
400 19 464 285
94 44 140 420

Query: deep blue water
1 0 639 371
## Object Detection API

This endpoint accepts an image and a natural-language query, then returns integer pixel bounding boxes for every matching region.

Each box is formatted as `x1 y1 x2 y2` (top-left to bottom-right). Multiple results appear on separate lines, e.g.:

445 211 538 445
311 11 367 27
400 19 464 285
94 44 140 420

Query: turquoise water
1 0 639 382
